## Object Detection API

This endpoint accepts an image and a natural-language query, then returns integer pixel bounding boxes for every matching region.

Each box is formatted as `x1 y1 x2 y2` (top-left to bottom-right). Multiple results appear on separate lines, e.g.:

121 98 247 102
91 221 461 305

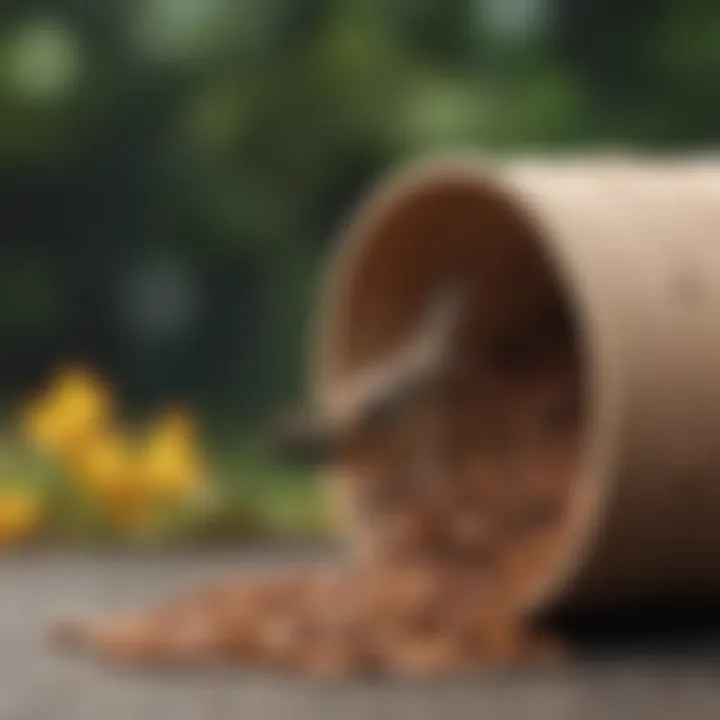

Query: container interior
321 172 588 608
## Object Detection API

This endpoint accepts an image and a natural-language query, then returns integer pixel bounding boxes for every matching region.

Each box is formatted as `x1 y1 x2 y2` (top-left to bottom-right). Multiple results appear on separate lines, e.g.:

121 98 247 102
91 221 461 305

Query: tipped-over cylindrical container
311 154 720 617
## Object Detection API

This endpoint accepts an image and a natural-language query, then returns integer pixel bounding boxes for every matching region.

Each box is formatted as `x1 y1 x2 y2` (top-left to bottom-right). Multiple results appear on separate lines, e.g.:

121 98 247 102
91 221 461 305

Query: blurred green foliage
0 0 719 429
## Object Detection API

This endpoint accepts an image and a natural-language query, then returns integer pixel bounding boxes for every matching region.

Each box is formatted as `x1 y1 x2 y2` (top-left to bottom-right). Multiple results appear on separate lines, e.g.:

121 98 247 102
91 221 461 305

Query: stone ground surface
2 549 720 720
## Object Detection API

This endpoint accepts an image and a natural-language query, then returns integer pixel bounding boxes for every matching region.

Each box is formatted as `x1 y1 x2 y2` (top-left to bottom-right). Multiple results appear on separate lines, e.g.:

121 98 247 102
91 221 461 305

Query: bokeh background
1 0 719 544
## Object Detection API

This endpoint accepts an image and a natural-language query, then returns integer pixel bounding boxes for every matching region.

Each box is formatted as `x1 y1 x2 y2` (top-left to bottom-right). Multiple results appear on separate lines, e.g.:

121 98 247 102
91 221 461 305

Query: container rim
309 154 623 616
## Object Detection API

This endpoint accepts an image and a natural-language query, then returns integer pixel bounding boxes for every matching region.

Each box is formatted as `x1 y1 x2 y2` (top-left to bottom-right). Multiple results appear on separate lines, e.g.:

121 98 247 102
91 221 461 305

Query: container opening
323 172 586 609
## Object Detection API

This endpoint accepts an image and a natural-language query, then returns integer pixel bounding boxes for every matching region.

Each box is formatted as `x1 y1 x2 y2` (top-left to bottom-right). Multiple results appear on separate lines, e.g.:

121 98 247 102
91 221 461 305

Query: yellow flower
71 431 139 500
0 489 42 547
140 409 203 499
23 366 112 456
71 431 161 532
106 494 153 530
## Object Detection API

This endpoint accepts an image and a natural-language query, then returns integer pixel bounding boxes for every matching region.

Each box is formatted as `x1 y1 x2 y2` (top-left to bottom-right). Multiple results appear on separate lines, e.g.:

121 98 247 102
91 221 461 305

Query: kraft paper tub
309 154 720 616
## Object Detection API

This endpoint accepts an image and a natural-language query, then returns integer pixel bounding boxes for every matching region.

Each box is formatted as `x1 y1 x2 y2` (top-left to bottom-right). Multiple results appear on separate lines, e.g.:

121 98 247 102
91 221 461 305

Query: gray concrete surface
2 549 720 720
